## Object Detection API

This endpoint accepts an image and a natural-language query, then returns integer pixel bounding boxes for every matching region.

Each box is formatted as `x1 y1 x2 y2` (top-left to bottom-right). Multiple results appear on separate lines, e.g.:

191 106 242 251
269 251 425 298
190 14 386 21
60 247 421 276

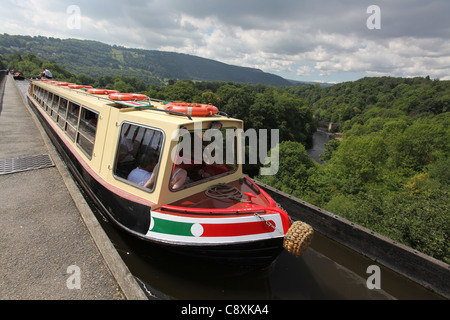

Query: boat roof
32 80 242 128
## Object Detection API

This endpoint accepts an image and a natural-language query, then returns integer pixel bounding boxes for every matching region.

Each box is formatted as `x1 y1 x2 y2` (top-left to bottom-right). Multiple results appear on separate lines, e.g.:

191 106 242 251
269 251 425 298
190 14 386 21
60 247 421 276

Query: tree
201 91 221 106
320 139 341 162
257 141 318 198
164 80 197 101
114 79 134 93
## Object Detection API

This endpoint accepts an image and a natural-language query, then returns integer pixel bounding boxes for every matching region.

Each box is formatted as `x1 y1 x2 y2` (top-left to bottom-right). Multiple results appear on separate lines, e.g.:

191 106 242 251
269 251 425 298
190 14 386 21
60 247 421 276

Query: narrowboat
14 71 25 80
26 79 313 268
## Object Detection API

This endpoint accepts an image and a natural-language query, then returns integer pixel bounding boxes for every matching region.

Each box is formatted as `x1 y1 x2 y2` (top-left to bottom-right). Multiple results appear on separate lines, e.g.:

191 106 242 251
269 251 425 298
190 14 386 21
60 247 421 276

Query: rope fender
283 221 314 257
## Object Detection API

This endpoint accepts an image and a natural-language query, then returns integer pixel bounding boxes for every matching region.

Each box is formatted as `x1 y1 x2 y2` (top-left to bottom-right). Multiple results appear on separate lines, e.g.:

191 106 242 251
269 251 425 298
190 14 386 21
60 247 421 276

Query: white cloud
296 65 314 77
1 0 449 82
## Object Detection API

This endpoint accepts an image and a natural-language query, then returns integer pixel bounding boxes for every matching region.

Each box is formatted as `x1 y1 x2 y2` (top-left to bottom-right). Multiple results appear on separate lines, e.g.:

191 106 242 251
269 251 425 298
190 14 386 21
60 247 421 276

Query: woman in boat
128 151 159 189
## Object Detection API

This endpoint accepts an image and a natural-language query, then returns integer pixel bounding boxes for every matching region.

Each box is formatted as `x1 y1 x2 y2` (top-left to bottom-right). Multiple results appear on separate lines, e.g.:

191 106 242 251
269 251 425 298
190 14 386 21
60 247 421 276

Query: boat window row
32 85 237 193
33 85 98 159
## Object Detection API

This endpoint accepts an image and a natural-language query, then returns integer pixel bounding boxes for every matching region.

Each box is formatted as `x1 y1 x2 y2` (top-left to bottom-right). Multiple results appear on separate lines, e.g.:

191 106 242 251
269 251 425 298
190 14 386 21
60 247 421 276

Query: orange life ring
164 102 219 117
56 82 69 86
69 84 93 89
88 89 119 95
88 88 106 94
105 89 119 94
109 93 148 101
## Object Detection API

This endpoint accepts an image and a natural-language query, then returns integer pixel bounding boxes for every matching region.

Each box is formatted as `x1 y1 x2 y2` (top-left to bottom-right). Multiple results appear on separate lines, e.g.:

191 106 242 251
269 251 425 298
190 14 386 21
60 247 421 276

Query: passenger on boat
119 135 138 163
199 163 229 178
127 152 159 189
37 67 53 79
170 167 188 189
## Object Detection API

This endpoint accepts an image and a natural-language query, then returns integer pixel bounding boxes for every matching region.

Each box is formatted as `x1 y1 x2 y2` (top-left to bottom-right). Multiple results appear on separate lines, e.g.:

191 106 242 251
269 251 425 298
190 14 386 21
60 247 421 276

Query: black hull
157 238 284 269
27 95 284 268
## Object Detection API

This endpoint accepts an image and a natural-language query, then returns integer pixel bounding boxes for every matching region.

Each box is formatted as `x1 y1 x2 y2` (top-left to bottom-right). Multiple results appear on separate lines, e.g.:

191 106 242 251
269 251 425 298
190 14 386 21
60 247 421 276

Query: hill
0 33 291 86
259 76 450 263
285 76 450 125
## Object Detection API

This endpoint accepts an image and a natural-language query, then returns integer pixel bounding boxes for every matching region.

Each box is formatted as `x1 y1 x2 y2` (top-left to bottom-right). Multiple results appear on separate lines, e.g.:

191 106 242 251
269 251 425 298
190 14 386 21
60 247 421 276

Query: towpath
0 75 147 300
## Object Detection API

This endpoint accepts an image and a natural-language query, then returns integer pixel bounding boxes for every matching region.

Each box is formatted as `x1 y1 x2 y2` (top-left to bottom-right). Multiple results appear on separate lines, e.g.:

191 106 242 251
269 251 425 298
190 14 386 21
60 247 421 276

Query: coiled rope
205 184 246 202
205 184 314 256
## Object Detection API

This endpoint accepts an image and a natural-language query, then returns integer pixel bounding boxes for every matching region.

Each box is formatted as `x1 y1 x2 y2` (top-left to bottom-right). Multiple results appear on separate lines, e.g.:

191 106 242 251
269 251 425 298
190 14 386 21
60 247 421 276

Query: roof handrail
218 111 230 118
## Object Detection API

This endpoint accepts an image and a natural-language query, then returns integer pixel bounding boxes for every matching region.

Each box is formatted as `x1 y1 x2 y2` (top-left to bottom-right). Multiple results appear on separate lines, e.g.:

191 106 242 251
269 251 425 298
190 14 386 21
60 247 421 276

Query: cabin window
51 94 60 121
76 107 98 158
45 92 53 115
169 127 238 191
33 87 39 102
113 123 164 192
41 90 48 111
36 87 43 106
38 88 46 108
38 88 45 107
57 98 68 128
65 102 80 141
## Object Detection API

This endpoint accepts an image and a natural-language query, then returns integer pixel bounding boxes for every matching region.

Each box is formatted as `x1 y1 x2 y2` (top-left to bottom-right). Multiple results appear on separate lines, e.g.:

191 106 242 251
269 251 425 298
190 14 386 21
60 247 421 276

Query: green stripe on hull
151 217 194 236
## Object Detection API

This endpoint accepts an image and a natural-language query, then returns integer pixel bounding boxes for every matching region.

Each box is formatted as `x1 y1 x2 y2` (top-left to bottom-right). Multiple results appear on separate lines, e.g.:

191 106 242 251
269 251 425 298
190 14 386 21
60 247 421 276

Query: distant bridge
318 121 340 132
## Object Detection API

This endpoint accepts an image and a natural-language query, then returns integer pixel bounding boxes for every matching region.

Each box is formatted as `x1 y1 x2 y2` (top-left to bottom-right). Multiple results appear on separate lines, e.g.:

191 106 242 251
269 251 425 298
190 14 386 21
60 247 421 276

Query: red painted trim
161 205 291 234
161 204 263 215
244 177 276 207
202 221 275 237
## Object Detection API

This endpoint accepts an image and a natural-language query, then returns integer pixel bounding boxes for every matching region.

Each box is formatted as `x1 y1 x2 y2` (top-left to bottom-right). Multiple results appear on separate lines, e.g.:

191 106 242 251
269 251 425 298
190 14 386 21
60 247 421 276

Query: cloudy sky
1 0 449 82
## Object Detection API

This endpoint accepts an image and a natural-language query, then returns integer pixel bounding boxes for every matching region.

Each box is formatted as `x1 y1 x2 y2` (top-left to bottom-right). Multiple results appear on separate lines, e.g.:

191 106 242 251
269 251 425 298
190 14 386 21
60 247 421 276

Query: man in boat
127 151 159 189
38 67 53 79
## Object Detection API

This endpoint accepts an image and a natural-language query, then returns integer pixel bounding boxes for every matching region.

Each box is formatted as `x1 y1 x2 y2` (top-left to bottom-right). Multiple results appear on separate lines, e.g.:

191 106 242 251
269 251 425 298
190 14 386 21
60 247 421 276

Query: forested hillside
261 77 450 263
2 53 448 264
287 76 449 124
0 34 291 86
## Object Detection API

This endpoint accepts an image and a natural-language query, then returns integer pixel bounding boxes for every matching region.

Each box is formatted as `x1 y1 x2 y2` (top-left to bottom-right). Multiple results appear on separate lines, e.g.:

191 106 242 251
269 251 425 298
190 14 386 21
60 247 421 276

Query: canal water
94 207 394 300
16 80 440 300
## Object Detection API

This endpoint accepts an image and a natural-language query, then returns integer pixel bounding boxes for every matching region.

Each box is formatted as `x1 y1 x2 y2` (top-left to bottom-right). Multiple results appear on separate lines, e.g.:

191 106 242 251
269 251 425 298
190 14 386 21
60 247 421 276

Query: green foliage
320 139 340 162
280 78 450 263
257 141 318 198
163 80 198 101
